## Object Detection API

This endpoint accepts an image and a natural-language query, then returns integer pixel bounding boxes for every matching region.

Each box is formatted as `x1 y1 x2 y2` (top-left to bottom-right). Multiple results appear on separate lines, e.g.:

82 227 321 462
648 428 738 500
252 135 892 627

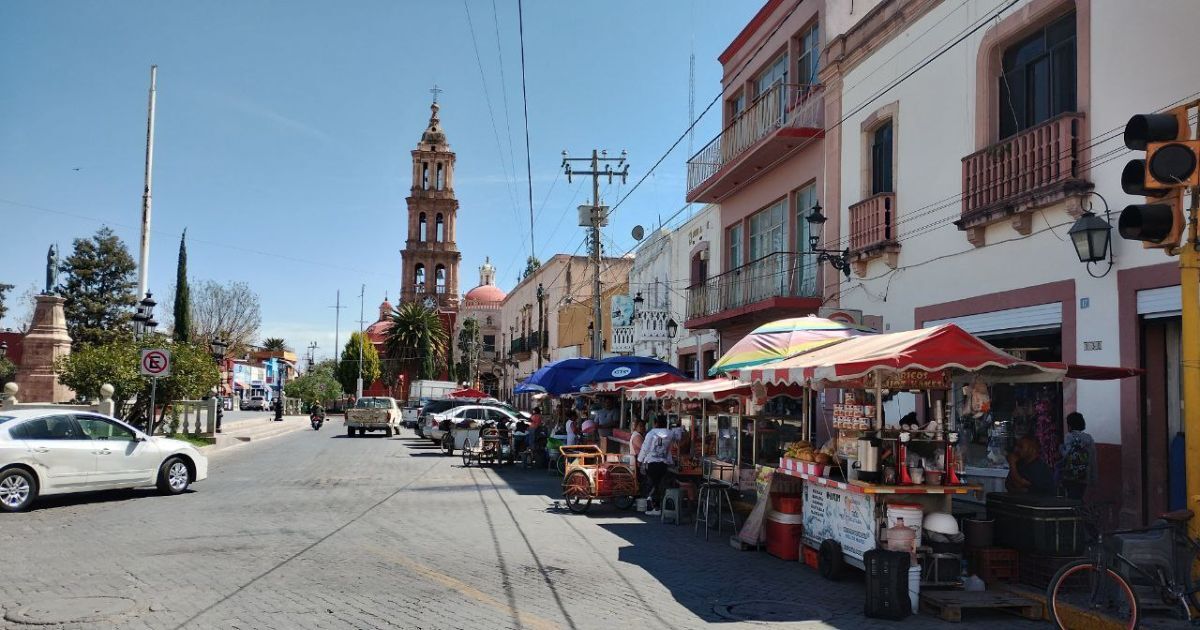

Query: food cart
559 444 638 513
728 324 1085 577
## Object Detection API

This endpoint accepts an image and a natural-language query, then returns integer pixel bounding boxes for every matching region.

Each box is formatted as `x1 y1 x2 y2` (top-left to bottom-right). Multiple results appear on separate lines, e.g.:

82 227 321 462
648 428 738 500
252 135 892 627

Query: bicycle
1047 506 1200 629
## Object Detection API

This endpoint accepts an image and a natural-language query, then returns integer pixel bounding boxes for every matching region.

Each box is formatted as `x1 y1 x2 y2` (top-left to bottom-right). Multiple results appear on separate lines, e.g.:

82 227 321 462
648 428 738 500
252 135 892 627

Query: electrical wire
517 0 536 260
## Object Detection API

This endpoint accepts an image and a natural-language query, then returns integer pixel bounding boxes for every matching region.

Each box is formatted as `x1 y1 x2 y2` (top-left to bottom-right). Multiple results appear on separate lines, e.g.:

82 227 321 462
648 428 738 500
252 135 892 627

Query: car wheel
0 468 37 513
157 457 191 495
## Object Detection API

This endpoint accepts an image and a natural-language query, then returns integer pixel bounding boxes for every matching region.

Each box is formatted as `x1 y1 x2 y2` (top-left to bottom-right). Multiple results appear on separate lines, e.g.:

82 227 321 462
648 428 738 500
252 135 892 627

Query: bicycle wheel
1047 559 1138 630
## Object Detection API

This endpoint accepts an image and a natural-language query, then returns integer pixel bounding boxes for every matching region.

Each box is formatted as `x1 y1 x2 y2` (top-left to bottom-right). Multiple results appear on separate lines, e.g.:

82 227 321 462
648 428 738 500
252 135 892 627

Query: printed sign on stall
802 483 875 561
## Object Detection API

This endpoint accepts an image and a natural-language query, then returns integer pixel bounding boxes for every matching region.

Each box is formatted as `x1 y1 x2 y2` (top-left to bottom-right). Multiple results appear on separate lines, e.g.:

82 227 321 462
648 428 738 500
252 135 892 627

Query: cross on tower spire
430 84 443 103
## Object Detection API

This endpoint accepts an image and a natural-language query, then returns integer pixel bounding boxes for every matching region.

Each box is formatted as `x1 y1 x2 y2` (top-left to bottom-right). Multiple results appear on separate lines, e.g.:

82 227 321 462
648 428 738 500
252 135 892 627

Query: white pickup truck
344 397 400 437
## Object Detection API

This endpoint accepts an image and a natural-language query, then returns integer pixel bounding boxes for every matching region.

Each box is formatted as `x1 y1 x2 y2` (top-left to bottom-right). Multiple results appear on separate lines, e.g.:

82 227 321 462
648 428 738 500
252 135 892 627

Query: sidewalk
205 413 311 453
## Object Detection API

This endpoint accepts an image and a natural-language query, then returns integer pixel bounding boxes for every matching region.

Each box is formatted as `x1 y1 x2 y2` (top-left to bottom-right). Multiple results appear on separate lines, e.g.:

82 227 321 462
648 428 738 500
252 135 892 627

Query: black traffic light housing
1118 108 1193 249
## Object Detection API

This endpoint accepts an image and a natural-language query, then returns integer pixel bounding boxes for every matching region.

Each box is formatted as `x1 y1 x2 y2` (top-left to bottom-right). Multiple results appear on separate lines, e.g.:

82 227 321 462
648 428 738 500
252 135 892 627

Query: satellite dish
631 225 645 241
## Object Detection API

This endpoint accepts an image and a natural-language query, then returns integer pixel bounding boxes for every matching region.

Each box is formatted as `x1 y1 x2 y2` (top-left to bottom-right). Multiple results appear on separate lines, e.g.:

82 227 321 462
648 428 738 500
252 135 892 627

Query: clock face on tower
424 296 436 310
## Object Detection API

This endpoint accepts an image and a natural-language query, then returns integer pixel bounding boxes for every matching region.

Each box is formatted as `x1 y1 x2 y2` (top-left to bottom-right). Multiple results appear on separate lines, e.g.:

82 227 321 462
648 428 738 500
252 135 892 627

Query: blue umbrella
514 358 598 396
568 355 687 392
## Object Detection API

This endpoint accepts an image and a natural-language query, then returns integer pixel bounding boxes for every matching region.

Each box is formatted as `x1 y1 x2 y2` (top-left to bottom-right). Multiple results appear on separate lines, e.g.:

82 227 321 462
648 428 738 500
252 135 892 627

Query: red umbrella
448 387 487 399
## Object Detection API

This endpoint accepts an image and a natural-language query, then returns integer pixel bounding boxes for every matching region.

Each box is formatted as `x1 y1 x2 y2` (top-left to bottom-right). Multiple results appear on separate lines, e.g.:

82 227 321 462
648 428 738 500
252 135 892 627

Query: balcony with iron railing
509 337 530 360
685 251 820 328
958 112 1091 245
848 192 900 275
686 83 824 203
611 325 635 353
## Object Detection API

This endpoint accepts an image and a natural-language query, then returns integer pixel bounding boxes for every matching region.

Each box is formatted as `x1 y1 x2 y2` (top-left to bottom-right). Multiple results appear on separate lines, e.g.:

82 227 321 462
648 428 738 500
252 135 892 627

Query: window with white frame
796 22 820 87
728 224 744 269
748 200 786 261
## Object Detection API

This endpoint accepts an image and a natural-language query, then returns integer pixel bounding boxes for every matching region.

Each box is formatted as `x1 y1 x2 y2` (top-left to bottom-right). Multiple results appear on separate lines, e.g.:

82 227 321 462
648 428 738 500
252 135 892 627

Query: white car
428 405 522 453
0 409 209 513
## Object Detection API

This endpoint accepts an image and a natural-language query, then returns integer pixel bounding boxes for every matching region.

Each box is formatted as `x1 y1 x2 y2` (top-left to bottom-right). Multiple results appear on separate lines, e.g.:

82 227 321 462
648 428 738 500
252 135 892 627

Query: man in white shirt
637 417 674 516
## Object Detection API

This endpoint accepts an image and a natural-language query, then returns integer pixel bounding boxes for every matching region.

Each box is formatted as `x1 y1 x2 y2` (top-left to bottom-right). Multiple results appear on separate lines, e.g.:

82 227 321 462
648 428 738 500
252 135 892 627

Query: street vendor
596 397 619 438
1006 436 1055 496
629 420 646 460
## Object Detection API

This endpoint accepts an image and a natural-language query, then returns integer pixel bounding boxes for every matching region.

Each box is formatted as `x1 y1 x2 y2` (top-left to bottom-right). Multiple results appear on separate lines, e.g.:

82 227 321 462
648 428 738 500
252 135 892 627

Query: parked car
400 401 423 429
0 409 209 513
243 396 269 411
426 404 522 447
420 399 529 441
344 397 400 437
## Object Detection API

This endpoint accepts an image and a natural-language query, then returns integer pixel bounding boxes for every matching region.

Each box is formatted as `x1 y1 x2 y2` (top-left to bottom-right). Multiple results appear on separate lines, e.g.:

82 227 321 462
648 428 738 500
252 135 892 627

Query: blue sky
0 0 760 360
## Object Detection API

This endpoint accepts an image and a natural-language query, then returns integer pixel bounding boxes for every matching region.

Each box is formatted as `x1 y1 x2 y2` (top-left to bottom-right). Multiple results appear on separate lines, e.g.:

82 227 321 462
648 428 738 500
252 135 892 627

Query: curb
202 416 310 454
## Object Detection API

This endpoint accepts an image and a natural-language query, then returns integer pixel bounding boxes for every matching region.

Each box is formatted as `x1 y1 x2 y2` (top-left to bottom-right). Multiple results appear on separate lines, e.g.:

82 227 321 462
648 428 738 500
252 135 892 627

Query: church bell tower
400 96 461 309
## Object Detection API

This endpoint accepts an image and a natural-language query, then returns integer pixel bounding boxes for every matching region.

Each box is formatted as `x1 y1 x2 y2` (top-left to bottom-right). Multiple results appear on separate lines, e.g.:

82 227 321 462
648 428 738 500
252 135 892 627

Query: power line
462 0 525 243
517 0 536 261
491 0 520 188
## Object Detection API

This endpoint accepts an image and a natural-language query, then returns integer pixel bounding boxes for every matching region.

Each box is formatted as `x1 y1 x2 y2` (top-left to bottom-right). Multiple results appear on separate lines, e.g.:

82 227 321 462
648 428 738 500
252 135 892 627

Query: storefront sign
852 370 950 390
802 483 876 562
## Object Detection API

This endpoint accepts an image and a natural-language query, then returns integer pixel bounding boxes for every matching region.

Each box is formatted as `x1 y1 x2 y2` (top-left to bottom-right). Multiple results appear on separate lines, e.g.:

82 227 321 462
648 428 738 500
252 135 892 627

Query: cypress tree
173 230 191 342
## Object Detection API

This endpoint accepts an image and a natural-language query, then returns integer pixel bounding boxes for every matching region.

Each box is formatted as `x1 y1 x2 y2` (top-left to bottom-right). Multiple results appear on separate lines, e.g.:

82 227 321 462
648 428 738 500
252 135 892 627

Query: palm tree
384 302 448 387
263 337 287 351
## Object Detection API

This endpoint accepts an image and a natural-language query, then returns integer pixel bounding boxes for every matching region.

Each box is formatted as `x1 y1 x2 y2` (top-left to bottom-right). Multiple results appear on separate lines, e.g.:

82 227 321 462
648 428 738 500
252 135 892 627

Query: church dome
464 284 505 303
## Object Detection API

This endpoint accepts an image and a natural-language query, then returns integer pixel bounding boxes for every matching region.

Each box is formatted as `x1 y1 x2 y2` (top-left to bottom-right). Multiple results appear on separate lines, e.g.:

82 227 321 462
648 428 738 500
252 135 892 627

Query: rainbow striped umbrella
708 316 873 376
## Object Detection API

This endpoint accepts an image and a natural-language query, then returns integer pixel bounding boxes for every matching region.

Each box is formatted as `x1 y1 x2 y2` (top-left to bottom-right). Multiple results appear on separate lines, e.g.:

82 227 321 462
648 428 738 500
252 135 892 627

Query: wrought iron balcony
685 251 819 327
509 337 530 360
686 83 824 203
611 326 635 353
959 112 1090 240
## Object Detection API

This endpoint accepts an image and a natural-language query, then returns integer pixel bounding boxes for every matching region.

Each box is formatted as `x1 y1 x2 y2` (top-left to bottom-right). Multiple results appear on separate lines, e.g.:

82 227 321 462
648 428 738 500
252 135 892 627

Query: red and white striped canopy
591 371 687 393
626 379 806 402
731 324 1062 385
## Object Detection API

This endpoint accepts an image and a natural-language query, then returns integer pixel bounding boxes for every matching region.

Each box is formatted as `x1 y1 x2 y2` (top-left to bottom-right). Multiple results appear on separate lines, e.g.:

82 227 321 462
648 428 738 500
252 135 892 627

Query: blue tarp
513 358 598 396
568 355 687 392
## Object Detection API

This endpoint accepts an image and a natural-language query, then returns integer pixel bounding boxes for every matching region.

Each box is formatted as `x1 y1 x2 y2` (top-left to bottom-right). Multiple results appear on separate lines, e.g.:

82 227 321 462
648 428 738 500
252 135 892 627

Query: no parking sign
140 349 171 378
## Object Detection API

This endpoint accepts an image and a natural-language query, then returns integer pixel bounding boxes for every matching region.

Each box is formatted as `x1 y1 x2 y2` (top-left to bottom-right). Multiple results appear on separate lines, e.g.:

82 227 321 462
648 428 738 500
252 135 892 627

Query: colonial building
498 254 634 404
401 99 462 310
456 258 506 396
614 205 722 378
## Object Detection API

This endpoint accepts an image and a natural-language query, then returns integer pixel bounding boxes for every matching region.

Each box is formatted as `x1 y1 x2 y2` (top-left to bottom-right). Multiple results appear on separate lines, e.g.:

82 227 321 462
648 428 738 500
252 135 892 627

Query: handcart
558 444 638 514
461 425 504 467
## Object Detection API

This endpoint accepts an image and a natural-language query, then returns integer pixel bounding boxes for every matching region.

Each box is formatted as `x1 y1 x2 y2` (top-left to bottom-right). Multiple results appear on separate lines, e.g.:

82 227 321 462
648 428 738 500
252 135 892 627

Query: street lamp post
536 283 545 369
666 318 679 372
210 338 228 433
804 203 852 278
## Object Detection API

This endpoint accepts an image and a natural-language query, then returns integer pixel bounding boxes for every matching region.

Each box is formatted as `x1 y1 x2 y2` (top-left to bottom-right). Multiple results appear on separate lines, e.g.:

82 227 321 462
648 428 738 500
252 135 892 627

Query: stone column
15 294 74 403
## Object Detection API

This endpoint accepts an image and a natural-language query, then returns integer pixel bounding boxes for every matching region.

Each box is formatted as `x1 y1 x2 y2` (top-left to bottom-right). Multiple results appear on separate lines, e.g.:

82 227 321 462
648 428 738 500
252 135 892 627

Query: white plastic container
908 565 921 612
886 502 924 550
635 498 648 512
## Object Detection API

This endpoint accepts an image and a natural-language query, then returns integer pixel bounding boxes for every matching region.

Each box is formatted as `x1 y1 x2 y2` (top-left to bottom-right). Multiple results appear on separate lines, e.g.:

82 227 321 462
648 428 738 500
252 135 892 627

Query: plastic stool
694 482 738 540
661 488 683 525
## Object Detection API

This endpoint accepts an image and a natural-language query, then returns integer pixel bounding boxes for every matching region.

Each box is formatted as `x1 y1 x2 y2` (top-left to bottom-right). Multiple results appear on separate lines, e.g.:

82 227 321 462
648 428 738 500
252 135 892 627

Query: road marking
364 542 562 630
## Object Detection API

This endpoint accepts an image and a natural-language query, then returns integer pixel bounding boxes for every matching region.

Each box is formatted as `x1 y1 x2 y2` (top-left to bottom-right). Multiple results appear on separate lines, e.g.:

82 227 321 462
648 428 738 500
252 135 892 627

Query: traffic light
1118 108 1196 249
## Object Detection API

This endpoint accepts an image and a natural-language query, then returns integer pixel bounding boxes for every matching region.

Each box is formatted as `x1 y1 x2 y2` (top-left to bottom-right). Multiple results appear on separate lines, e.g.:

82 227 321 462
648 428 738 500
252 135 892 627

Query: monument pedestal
15 294 74 403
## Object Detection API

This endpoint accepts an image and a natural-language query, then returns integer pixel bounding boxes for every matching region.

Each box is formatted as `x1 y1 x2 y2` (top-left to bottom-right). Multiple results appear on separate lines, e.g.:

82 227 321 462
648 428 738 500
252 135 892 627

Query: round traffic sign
141 350 170 376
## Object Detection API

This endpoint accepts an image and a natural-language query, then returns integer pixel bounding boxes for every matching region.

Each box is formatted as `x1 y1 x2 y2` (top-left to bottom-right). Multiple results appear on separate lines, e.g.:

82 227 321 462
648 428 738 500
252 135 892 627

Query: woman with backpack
1060 412 1098 499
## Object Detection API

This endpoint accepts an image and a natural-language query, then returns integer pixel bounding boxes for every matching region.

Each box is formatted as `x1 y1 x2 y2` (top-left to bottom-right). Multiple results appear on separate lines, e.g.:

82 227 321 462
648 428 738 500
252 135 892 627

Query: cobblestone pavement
0 430 1047 630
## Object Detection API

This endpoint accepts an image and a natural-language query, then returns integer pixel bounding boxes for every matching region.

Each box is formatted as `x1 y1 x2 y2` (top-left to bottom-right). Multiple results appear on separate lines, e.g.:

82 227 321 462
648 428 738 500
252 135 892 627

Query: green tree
54 337 218 427
383 302 448 387
522 256 541 280
0 357 16 387
172 231 191 342
262 337 288 351
336 331 380 395
59 227 138 347
457 317 481 384
285 360 343 405
0 282 14 323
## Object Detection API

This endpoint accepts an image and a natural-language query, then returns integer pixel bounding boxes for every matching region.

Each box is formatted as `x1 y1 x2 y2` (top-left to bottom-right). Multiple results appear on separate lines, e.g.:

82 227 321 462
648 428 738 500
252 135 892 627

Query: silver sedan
0 409 209 512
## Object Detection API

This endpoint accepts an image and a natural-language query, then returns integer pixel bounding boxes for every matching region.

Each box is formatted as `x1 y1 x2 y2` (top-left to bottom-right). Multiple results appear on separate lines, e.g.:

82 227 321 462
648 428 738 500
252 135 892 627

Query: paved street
0 429 1041 630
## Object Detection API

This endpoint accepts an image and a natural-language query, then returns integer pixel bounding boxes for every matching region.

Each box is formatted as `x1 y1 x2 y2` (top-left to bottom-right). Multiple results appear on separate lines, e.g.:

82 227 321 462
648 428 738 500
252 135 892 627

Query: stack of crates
967 547 1019 584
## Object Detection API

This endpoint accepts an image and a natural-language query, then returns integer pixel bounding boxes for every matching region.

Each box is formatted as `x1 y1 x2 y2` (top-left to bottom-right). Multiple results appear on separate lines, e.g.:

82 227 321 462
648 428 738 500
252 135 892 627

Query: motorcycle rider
309 400 326 428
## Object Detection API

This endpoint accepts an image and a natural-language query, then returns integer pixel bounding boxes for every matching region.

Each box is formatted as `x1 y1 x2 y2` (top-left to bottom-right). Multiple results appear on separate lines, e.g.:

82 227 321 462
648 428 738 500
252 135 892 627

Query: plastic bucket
765 510 805 561
887 502 924 550
772 494 804 514
964 518 995 548
907 565 921 612
635 498 648 512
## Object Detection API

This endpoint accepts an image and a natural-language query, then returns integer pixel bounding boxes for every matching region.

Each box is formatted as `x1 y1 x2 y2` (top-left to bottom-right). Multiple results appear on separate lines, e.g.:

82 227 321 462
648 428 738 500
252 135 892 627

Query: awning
732 324 1061 385
592 372 688 392
627 379 805 402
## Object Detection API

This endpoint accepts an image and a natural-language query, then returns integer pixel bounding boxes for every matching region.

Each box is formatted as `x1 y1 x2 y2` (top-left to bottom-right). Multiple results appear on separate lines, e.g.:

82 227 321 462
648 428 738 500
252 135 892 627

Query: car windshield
355 398 390 409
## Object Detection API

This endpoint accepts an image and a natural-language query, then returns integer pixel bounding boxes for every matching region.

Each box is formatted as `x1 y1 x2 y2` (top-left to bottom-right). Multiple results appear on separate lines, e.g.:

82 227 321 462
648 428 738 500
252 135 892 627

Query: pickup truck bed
344 398 400 437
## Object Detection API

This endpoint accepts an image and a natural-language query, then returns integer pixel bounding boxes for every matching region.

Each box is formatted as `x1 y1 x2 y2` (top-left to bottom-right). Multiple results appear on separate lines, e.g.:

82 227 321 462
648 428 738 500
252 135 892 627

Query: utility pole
137 65 158 300
307 341 318 370
330 290 345 366
562 149 628 359
356 284 365 399
1180 193 1199 541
